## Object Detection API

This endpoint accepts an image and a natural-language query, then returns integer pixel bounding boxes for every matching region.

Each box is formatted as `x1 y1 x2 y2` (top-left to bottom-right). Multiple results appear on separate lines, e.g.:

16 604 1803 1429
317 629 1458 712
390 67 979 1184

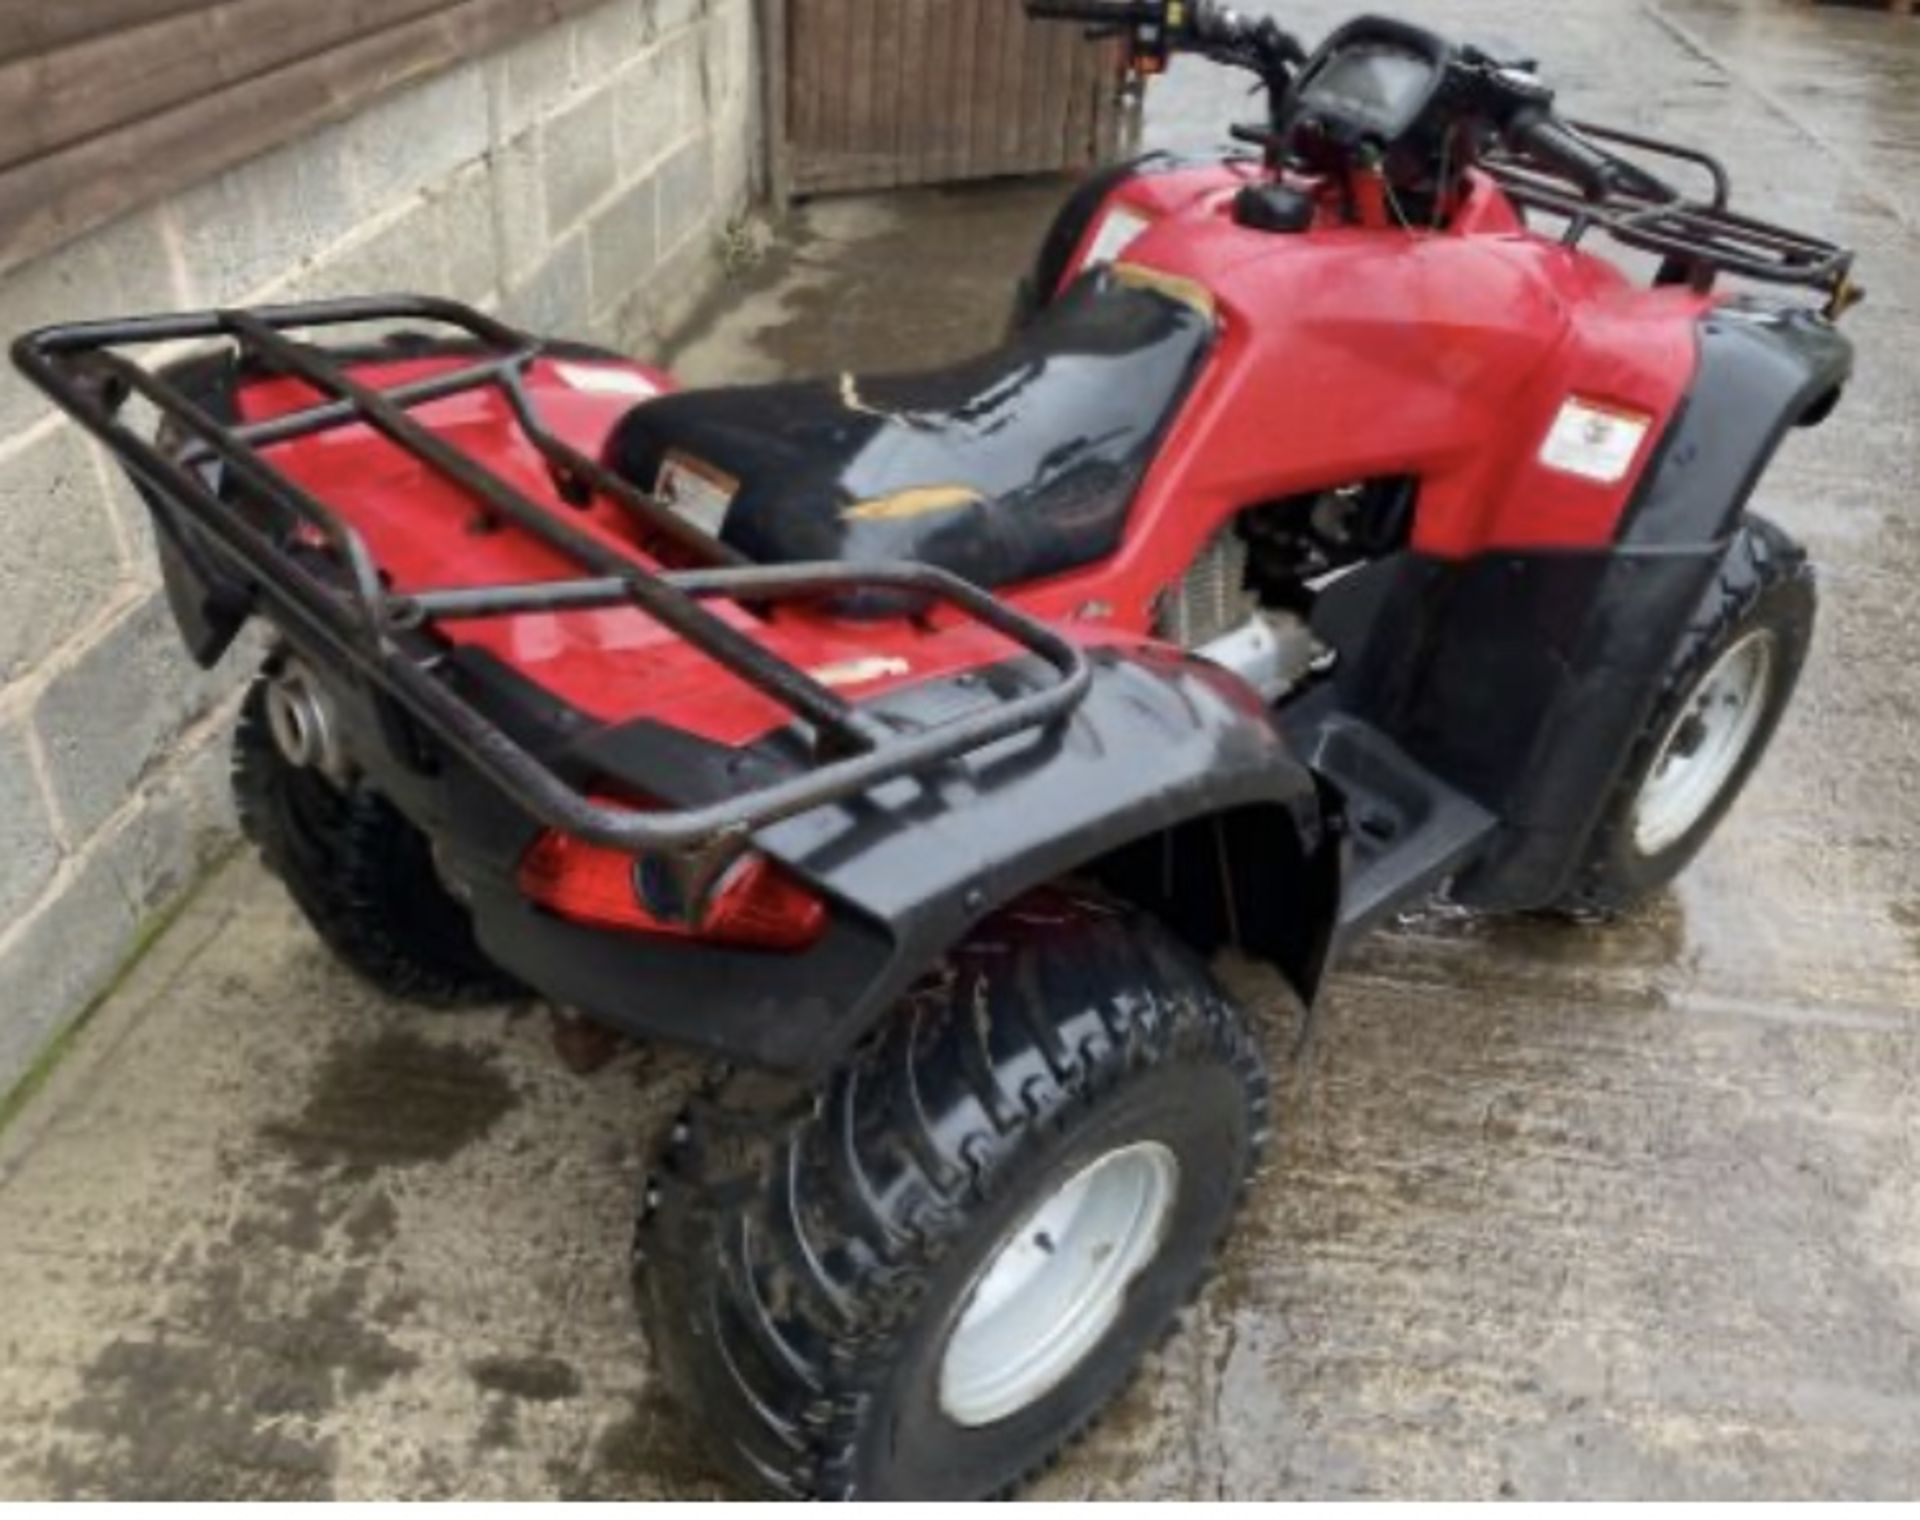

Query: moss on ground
0 848 238 1142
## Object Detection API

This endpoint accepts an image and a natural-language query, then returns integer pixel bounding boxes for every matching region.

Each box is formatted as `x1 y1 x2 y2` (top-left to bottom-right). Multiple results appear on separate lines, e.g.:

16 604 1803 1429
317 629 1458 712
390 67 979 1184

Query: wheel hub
937 1141 1180 1428
1632 629 1775 857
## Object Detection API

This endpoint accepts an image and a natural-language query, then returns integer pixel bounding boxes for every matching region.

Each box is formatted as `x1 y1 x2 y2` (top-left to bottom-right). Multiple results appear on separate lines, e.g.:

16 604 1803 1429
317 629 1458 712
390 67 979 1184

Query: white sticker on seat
553 361 659 399
655 451 737 535
1540 398 1653 485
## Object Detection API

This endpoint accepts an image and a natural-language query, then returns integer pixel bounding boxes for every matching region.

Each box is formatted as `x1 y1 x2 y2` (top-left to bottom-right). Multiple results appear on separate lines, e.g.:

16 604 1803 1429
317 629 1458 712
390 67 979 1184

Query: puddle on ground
468 1353 583 1404
261 1028 520 1175
37 1162 419 1500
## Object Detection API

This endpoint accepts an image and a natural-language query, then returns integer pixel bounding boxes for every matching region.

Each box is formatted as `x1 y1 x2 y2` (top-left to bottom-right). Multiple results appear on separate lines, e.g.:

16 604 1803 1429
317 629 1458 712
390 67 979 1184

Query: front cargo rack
13 296 1092 910
1484 120 1858 316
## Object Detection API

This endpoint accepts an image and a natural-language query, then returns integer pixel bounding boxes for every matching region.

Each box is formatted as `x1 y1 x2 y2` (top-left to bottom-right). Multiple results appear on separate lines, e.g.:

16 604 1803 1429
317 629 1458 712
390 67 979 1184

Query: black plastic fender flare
1620 300 1852 548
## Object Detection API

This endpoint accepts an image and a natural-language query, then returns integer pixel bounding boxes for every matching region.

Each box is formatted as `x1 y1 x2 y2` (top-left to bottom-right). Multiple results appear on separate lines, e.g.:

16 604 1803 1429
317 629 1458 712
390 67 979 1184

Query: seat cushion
605 266 1214 605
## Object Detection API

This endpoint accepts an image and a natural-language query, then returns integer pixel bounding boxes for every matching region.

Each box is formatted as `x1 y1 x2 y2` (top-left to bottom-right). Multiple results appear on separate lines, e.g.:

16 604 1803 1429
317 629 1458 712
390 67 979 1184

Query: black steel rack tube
11 297 1093 908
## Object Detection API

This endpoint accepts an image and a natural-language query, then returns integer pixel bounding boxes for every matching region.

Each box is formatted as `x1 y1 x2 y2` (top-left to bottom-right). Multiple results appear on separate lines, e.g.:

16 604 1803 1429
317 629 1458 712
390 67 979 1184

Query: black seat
605 267 1214 605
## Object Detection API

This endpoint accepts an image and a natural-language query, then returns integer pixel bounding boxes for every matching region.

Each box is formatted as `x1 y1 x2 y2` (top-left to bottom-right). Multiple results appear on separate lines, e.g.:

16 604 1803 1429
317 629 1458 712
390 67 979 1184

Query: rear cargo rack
13 297 1092 911
1484 122 1857 315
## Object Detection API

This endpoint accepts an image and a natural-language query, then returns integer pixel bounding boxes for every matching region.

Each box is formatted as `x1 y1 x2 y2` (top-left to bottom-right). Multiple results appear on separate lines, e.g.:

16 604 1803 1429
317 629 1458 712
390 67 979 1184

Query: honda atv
15 0 1856 1498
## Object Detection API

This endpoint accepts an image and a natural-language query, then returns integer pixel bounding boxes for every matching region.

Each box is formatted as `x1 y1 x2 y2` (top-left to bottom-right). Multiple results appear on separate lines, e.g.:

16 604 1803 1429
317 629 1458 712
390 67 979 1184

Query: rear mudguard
1354 301 1851 909
393 645 1339 1072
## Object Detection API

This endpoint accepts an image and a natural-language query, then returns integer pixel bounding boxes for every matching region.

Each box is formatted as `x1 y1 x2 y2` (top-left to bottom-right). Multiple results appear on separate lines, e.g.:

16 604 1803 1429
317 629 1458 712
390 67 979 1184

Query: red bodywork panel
1019 163 1707 627
238 163 1709 748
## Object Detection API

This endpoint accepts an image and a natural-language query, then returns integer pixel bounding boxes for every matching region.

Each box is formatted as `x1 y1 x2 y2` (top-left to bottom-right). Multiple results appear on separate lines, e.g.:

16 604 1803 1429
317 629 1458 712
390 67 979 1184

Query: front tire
232 671 524 1005
1555 513 1815 916
634 889 1270 1499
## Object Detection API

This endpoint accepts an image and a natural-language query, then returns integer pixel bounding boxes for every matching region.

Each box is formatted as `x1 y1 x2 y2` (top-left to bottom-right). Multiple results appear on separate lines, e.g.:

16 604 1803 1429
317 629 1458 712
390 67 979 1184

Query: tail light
517 814 827 952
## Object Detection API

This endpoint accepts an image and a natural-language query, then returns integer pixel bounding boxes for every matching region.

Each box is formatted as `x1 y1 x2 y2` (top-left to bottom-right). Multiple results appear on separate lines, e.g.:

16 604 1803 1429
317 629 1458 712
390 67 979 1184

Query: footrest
1297 713 1499 939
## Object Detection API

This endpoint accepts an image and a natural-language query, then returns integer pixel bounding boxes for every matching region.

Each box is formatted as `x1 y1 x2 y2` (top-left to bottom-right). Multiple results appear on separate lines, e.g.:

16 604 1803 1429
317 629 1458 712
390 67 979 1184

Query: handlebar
1029 3 1671 211
1025 0 1160 18
1025 0 1304 78
1505 109 1620 203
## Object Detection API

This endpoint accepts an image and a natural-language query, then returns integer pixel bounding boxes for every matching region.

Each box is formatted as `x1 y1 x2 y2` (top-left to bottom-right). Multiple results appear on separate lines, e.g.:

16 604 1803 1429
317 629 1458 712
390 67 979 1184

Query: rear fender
537 646 1340 1069
753 647 1338 1063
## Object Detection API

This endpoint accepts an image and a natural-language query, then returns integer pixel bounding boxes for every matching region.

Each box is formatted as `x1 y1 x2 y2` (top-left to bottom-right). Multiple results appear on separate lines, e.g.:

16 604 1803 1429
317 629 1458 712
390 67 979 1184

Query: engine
1157 478 1414 703
1158 528 1318 703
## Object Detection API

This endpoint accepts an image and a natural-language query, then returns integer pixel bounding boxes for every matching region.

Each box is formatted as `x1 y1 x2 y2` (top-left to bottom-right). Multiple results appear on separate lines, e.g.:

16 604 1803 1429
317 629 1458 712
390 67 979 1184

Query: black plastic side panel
1329 303 1851 911
1348 547 1719 912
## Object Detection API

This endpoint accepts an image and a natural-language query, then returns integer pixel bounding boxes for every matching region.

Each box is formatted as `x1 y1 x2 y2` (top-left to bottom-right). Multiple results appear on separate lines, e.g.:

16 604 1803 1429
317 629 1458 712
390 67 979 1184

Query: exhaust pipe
1195 610 1322 704
263 658 350 785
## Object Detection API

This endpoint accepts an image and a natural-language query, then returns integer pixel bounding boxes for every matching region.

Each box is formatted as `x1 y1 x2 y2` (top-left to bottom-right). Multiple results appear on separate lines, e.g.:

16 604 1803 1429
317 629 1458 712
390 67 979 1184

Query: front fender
1454 300 1851 909
1622 300 1852 547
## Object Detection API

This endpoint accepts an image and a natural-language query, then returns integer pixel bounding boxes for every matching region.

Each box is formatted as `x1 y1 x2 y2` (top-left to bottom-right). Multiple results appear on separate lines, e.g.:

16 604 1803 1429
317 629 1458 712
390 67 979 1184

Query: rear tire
634 888 1270 1499
232 671 524 1005
1553 513 1814 916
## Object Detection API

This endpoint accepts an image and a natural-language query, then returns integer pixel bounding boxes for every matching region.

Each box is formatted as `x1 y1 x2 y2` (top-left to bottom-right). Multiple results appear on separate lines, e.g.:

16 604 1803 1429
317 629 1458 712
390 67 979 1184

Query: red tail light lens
517 824 827 952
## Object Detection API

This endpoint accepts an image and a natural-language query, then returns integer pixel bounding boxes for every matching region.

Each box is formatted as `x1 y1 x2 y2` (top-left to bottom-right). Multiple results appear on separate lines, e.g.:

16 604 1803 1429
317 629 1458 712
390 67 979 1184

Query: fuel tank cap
1233 183 1316 234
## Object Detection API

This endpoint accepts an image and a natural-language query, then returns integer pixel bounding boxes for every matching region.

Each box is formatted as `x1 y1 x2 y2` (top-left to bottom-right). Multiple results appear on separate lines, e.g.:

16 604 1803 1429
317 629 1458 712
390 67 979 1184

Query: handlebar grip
1508 109 1616 201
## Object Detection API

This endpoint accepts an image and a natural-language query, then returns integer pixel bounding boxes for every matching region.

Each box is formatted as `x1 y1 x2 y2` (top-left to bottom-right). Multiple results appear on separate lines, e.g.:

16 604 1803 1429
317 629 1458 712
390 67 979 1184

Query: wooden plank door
781 0 1128 197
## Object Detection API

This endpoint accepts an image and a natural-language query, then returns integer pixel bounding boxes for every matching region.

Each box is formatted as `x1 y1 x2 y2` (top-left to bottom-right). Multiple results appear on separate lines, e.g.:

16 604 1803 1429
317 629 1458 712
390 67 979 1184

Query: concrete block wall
0 0 762 1095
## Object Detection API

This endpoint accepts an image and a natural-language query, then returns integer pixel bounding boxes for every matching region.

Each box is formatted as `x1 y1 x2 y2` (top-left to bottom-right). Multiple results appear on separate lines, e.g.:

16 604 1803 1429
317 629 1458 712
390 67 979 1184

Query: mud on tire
633 888 1271 1499
1555 512 1816 916
232 671 524 1004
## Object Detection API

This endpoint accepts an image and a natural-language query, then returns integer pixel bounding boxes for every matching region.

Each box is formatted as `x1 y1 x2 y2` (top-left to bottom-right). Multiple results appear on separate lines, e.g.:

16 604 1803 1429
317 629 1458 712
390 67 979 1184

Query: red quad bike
17 1 1859 1498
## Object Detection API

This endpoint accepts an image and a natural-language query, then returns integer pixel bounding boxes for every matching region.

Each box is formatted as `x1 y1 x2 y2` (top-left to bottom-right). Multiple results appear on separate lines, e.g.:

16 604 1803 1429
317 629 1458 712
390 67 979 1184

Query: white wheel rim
937 1141 1180 1428
1633 629 1775 856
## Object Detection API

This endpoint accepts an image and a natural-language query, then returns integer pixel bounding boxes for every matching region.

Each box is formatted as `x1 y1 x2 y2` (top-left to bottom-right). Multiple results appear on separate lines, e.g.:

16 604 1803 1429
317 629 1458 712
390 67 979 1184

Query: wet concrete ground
3 0 1918 1499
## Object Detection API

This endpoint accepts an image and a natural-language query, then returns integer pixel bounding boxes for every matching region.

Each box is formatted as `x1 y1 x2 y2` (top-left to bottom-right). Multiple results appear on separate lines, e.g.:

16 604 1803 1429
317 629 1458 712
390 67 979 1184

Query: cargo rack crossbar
13 296 1092 911
1484 121 1857 315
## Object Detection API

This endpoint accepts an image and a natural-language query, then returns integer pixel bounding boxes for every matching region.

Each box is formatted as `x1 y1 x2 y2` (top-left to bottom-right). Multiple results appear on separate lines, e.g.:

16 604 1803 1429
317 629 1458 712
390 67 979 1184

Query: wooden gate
771 0 1131 199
